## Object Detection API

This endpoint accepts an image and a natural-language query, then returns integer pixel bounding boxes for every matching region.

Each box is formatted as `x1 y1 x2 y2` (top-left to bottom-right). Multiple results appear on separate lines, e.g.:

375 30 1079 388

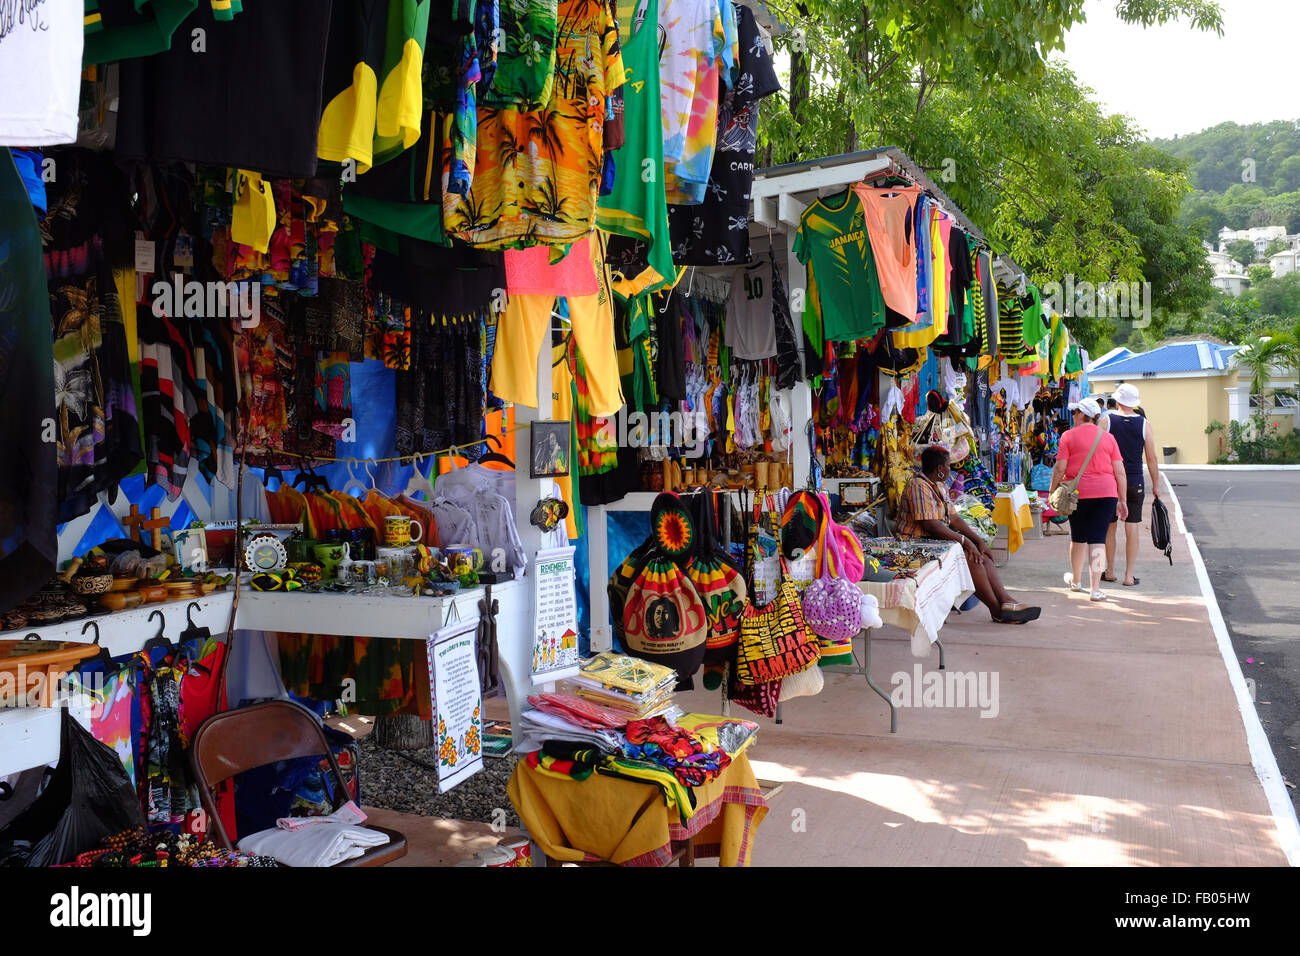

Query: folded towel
239 822 389 867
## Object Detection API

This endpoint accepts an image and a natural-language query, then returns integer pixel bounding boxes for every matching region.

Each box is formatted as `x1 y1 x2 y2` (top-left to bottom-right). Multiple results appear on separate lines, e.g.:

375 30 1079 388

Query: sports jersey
792 189 887 343
725 259 776 359
665 2 781 265
0 0 82 146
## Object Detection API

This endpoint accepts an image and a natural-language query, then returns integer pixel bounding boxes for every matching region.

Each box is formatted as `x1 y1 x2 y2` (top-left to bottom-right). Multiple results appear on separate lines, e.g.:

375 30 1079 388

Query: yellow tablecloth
992 486 1035 554
508 751 768 866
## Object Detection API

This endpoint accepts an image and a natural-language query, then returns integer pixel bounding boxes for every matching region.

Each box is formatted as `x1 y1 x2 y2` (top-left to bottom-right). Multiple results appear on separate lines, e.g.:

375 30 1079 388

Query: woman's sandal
995 603 1041 625
1101 573 1118 582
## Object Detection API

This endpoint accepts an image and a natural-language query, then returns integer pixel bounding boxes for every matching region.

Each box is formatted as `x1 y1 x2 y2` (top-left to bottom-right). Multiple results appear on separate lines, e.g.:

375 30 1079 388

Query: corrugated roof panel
1088 341 1238 377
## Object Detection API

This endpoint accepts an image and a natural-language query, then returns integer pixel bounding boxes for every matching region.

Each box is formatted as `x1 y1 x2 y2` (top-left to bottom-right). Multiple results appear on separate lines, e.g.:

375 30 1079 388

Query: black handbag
1151 496 1173 565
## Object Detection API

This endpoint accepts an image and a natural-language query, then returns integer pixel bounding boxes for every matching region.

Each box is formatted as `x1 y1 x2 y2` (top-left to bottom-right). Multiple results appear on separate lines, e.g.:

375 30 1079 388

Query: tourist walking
1101 383 1159 587
1050 398 1128 600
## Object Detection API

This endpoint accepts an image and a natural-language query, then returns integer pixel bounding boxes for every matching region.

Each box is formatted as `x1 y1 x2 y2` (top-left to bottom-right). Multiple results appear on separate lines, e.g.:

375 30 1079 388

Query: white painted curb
1164 475 1300 866
1163 464 1300 471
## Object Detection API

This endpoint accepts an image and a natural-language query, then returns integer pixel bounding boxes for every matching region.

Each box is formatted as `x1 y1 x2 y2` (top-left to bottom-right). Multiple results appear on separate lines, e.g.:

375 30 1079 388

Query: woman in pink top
1049 398 1128 601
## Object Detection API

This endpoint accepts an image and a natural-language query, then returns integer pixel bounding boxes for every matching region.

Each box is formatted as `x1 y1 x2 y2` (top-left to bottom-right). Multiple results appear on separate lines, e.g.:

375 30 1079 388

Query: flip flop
1101 573 1118 582
1122 578 1140 587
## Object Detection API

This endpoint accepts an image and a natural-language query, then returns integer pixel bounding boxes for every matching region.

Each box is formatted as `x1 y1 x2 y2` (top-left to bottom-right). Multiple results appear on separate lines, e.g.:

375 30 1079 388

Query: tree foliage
757 0 1222 353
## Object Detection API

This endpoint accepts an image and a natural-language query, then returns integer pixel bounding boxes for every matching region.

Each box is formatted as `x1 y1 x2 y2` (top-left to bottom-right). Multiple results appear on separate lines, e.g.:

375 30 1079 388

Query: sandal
1090 590 1107 601
1122 578 1140 587
1062 572 1085 593
1101 573 1118 583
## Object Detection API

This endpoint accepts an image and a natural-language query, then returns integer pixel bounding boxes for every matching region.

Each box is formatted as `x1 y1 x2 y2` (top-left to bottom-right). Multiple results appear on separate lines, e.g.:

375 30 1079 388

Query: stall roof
749 146 1027 286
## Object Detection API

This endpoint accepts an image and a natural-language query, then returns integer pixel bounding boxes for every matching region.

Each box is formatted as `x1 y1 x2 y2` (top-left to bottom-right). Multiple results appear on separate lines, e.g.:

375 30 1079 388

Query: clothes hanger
142 609 172 657
80 620 116 670
477 434 515 469
341 461 368 497
293 464 329 492
402 456 437 500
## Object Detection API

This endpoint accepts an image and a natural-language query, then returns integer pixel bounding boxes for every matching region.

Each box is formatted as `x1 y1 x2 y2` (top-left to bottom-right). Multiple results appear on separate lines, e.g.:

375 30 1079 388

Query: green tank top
596 0 674 290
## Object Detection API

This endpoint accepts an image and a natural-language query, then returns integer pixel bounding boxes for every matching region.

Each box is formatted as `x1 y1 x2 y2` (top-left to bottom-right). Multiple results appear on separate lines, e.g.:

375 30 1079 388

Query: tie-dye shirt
659 0 725 202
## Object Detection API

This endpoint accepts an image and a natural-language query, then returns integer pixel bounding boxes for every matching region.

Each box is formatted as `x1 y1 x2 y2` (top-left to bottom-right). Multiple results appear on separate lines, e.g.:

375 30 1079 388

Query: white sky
1060 0 1300 140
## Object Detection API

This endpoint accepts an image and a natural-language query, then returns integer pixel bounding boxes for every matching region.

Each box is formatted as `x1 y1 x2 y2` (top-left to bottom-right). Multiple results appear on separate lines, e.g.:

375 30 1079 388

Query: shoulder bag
1048 427 1105 517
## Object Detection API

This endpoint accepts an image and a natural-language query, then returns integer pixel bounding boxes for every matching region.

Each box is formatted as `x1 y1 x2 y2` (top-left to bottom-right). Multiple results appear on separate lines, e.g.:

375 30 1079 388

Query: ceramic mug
384 514 424 547
444 544 484 575
286 537 320 563
313 542 346 579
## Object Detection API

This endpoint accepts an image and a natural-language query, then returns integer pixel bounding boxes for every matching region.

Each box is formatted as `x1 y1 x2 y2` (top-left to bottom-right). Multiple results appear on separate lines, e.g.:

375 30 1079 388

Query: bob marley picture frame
530 420 571 479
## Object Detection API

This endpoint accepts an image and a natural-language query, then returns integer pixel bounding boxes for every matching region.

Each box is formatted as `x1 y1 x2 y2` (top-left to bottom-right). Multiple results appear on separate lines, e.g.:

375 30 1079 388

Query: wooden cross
123 505 170 551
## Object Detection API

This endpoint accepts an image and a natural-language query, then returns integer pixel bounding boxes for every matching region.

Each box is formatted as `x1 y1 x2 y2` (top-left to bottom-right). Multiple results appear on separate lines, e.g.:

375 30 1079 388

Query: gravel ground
357 734 521 829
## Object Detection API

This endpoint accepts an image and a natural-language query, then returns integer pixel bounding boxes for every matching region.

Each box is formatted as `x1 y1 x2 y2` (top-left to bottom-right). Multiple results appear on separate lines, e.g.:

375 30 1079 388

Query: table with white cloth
992 483 1035 555
821 540 976 732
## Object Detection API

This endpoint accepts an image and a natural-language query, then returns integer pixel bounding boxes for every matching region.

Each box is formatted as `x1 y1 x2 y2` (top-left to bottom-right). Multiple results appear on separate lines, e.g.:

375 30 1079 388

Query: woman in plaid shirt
895 447 1041 625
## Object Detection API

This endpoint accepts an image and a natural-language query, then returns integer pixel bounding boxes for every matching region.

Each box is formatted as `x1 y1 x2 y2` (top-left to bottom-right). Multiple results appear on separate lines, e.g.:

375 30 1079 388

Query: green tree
1233 333 1299 410
1225 239 1256 266
1255 273 1300 318
1248 264 1273 286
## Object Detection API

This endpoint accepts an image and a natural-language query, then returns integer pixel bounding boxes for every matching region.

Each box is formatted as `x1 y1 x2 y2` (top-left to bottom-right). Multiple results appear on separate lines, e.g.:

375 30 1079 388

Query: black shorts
1069 496 1117 544
1110 485 1145 525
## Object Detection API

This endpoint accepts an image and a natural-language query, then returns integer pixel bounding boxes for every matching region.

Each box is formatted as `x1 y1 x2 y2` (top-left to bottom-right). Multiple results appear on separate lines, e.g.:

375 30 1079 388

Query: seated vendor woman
894 447 1042 625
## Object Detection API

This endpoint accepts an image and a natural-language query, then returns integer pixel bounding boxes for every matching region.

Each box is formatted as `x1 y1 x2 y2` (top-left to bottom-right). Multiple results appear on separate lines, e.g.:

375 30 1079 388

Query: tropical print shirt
445 0 626 248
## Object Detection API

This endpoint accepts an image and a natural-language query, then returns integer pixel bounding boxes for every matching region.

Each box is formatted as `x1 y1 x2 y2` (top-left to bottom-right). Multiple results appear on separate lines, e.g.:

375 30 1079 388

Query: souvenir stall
0 0 799 869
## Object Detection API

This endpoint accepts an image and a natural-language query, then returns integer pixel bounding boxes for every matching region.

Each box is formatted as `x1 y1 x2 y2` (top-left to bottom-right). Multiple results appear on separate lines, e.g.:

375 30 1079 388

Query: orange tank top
853 184 922 321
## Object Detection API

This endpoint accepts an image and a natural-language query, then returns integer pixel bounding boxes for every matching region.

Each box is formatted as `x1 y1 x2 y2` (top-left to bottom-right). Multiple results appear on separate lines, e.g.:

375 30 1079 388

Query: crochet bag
735 580 819 685
623 551 709 682
801 519 865 645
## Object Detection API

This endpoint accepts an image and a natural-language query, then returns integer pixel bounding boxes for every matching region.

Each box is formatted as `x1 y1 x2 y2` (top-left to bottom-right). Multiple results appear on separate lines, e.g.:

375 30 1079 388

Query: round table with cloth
507 751 768 866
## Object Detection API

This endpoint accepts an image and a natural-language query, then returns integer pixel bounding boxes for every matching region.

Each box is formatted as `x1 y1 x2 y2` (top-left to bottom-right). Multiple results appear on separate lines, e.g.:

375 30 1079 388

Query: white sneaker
1063 572 1085 593
1090 590 1107 601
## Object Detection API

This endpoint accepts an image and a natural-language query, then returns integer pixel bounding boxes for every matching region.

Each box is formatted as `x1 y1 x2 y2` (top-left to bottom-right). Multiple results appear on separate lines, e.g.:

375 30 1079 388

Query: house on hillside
1203 242 1248 295
1269 247 1300 278
1088 340 1299 463
1218 225 1287 255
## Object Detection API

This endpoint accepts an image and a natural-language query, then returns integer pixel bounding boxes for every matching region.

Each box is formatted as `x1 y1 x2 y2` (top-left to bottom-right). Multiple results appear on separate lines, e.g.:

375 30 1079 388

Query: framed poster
426 618 484 793
531 546 581 685
530 420 571 478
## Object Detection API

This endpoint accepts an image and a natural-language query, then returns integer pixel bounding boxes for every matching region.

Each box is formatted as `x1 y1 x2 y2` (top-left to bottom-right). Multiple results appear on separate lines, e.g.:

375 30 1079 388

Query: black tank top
1108 414 1145 486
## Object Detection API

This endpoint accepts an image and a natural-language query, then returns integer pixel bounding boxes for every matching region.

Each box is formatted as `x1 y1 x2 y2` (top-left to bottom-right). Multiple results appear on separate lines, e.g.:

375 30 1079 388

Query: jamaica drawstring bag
686 490 748 656
623 550 709 685
608 538 655 646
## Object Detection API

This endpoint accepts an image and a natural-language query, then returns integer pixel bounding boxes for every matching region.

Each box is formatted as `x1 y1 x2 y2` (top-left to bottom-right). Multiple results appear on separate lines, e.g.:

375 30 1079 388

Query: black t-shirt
666 4 781 266
116 2 333 178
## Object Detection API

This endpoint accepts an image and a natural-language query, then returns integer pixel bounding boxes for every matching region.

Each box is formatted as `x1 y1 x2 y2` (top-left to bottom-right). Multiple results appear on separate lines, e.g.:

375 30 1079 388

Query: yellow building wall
1091 374 1230 464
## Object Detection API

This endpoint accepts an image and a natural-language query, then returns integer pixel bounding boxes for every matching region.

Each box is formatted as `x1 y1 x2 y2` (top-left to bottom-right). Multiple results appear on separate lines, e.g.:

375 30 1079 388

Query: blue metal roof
1089 347 1133 371
1089 342 1241 377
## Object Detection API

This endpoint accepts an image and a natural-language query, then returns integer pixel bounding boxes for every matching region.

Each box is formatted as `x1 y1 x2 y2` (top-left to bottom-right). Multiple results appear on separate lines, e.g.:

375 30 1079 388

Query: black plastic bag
0 709 145 866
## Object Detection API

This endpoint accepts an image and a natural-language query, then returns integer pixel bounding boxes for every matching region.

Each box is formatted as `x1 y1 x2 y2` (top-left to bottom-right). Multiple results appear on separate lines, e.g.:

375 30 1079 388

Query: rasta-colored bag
735 580 819 685
608 538 655 645
623 551 709 683
686 491 748 653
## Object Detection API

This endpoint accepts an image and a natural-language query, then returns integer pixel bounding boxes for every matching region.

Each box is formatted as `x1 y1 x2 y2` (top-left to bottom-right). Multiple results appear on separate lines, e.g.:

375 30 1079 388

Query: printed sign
427 618 484 793
531 546 581 685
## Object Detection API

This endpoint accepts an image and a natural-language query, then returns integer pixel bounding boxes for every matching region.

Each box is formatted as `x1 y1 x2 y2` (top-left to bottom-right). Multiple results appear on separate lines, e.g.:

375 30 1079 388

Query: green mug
312 543 346 578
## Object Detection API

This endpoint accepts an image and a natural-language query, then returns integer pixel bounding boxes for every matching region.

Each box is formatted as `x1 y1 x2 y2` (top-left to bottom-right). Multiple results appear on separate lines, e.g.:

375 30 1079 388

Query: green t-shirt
1021 283 1049 350
792 189 887 344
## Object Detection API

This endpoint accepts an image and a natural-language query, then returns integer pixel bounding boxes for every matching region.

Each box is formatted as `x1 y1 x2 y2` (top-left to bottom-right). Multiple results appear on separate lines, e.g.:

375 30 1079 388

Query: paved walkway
672 482 1296 866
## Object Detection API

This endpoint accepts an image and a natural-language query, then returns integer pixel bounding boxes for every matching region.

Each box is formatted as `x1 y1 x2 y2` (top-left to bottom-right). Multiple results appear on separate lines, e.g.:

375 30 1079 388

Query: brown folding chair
189 700 406 867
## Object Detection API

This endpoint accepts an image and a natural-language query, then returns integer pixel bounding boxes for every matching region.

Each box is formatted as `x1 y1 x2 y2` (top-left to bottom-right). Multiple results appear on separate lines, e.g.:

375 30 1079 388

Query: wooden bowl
100 591 144 612
136 583 166 603
110 577 137 592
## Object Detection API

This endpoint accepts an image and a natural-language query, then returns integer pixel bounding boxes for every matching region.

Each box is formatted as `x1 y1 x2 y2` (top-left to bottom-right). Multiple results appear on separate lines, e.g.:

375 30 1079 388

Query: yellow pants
491 233 623 416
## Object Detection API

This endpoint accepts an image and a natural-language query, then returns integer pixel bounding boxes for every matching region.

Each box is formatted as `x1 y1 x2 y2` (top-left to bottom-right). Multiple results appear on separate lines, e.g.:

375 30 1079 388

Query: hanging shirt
792 189 887 344
725 259 776 359
596 0 674 289
665 2 781 265
658 0 725 172
482 0 559 108
0 0 83 145
853 183 922 322
444 0 625 247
